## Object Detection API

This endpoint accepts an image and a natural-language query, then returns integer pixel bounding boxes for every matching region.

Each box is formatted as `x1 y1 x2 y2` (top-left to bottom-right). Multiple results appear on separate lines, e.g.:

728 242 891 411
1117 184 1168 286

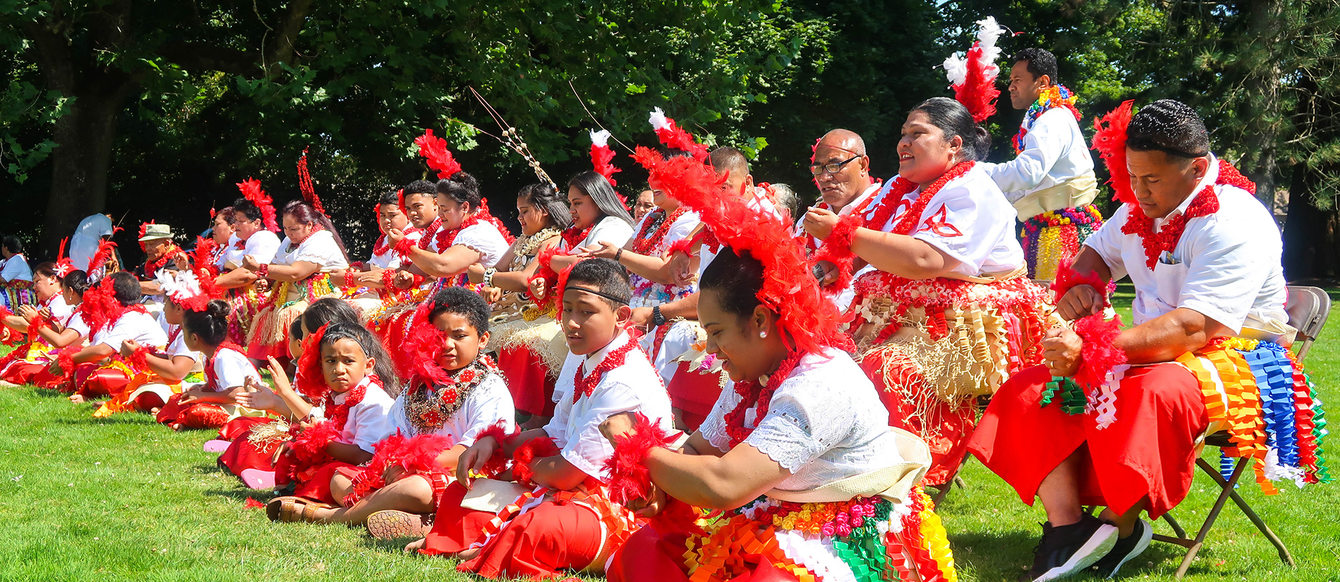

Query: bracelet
343 270 358 289
482 267 496 288
257 263 270 278
614 248 624 262
652 305 666 327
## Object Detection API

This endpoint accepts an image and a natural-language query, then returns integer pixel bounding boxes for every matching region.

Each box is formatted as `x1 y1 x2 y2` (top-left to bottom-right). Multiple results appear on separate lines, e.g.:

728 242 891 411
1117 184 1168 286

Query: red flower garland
143 244 184 278
1121 160 1253 270
724 351 803 446
416 217 443 251
560 224 594 251
632 206 690 255
572 338 638 403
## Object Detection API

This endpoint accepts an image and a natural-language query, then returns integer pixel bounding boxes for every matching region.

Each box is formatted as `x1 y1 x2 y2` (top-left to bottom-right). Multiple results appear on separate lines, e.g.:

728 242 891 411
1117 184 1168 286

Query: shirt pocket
1153 260 1189 313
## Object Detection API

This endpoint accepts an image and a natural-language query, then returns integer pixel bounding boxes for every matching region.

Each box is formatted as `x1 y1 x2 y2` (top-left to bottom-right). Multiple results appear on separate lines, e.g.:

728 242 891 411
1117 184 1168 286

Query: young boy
294 287 515 533
413 258 675 579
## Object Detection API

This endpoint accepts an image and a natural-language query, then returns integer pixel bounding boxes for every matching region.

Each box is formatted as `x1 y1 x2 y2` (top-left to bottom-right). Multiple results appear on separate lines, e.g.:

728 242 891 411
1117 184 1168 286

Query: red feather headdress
87 237 119 281
236 178 279 232
1091 100 1137 205
648 108 709 162
636 148 851 355
942 16 1004 123
297 147 325 216
415 129 463 179
53 238 75 278
589 129 622 187
293 323 330 400
187 236 220 278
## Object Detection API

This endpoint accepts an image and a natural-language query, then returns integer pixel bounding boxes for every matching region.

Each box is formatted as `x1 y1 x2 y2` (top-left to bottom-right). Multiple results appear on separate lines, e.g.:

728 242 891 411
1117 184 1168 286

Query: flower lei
560 223 594 251
1121 159 1253 270
374 226 418 258
429 203 515 252
414 217 443 251
573 338 639 403
404 355 499 434
632 207 689 255
144 244 184 278
1012 84 1081 154
724 351 803 446
810 161 975 290
510 227 562 270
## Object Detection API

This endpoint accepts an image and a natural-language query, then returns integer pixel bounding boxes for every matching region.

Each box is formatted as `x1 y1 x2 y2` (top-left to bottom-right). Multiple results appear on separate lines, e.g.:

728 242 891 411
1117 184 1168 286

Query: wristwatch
652 305 666 327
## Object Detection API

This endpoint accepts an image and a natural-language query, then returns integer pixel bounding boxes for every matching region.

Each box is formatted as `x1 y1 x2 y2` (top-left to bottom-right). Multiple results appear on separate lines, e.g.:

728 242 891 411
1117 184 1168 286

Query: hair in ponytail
911 96 992 162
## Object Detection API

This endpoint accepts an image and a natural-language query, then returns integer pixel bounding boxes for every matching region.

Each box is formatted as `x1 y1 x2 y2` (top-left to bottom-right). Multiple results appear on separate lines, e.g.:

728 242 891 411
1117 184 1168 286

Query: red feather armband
1051 260 1111 308
27 314 50 334
475 421 518 477
602 413 675 504
807 213 861 295
56 345 80 374
510 436 561 487
393 236 418 261
127 345 155 371
665 237 696 259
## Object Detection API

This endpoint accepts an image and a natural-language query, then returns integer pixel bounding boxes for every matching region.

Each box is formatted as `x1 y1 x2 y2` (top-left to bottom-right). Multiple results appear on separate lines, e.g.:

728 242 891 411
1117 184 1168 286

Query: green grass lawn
0 289 1337 581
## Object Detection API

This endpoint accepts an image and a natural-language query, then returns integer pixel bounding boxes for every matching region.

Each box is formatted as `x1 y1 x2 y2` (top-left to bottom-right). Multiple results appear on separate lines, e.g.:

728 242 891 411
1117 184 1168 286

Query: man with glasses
796 128 880 309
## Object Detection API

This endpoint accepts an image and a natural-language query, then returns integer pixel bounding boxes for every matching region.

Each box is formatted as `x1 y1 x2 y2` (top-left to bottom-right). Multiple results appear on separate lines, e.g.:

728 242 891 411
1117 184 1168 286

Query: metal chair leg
1224 480 1297 566
1173 457 1250 579
1162 512 1187 539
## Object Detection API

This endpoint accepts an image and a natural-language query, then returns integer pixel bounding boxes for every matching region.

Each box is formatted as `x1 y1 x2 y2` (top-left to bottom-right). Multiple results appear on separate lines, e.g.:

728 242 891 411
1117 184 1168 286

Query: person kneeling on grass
266 322 397 520
52 272 167 403
407 258 675 580
277 287 516 536
968 99 1329 581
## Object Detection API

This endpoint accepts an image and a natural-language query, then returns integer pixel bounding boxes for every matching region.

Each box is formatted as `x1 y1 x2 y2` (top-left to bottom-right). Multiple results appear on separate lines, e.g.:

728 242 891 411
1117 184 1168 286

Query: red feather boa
343 432 455 507
807 213 861 295
415 129 463 179
603 413 675 504
1091 100 1137 205
510 436 561 487
293 323 330 400
1072 313 1127 390
476 421 518 478
1050 259 1111 308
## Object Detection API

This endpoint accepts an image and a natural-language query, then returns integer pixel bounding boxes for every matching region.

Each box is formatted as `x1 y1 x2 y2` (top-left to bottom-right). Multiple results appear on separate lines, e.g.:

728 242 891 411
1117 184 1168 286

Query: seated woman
0 235 35 313
344 189 424 315
0 265 82 388
467 182 568 428
207 205 237 273
213 198 281 344
802 97 1051 486
600 178 955 581
540 170 635 276
969 99 1328 581
244 200 350 362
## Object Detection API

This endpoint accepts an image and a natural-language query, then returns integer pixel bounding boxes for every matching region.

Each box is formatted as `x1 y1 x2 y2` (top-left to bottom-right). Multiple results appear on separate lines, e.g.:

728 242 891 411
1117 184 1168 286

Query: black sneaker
1091 519 1152 578
1025 514 1119 581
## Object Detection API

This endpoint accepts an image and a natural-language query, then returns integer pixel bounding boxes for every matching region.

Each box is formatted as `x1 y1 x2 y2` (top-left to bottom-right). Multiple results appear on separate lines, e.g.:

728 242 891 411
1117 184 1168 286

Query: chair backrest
1284 285 1332 362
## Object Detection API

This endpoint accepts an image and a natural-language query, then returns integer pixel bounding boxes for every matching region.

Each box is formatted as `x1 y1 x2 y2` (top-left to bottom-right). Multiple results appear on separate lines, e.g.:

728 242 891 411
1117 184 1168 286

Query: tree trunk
1282 162 1337 281
40 84 135 254
1241 0 1283 211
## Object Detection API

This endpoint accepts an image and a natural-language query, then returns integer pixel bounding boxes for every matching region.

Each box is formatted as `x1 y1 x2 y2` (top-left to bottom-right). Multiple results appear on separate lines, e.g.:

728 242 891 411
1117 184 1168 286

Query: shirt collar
331 375 373 404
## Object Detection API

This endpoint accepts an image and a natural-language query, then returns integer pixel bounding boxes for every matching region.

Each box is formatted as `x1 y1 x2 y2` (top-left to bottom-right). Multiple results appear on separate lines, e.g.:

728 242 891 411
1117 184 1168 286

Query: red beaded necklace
374 225 417 257
1121 159 1253 270
572 337 638 403
632 207 690 255
416 217 443 250
724 350 803 446
429 208 514 252
851 161 975 237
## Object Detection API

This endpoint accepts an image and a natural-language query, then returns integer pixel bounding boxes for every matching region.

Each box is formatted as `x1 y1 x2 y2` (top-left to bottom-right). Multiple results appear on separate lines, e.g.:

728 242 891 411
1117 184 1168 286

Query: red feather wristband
1051 259 1111 308
510 436 561 487
602 413 674 505
808 213 861 295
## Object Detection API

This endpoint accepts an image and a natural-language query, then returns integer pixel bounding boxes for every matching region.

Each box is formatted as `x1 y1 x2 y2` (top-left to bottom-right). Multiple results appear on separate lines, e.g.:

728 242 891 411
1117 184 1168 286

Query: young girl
282 287 515 534
216 297 363 489
0 268 88 388
154 299 261 430
59 272 167 402
414 258 675 579
468 182 569 428
93 274 204 417
266 322 397 519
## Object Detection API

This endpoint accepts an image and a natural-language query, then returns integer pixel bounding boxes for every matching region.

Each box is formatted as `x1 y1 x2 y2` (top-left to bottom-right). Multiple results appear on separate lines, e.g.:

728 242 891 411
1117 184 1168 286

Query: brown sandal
366 510 433 540
266 496 302 522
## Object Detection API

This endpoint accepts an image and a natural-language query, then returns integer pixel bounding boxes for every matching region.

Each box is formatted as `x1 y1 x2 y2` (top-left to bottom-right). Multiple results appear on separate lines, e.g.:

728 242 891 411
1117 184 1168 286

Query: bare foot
456 547 480 561
68 394 85 404
403 538 426 554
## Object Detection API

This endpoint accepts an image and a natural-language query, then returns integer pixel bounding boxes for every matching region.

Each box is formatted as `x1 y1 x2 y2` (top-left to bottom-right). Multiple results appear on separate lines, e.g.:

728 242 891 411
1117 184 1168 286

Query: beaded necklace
405 355 499 434
850 161 975 237
632 207 690 255
509 227 561 272
1121 159 1253 270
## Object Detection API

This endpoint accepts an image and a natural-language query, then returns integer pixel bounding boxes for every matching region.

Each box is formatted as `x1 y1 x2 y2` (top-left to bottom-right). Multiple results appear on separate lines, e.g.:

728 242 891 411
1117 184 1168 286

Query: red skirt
0 361 52 386
217 418 283 479
498 346 556 417
420 482 502 556
665 362 722 432
155 394 231 430
968 363 1208 519
74 364 130 398
291 460 356 505
457 498 604 578
859 351 976 487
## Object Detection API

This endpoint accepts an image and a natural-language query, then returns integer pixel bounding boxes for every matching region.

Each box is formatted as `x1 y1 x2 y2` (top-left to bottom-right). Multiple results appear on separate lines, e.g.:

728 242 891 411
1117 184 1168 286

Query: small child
155 299 261 430
0 269 90 387
266 322 397 519
414 258 675 579
94 287 203 417
286 287 516 533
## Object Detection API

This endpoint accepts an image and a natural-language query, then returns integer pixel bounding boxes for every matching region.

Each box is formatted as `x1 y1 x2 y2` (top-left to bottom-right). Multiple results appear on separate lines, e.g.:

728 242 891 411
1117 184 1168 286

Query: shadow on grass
201 485 269 503
51 415 159 426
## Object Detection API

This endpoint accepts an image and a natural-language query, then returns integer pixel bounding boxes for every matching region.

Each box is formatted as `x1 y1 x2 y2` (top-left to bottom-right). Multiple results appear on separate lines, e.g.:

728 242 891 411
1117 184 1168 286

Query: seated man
969 99 1327 581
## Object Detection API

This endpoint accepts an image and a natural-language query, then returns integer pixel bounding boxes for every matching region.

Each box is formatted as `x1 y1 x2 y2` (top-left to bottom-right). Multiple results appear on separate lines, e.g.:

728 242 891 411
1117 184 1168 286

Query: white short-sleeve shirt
981 107 1096 202
46 295 74 322
164 329 199 363
1083 155 1287 333
629 209 701 308
219 234 246 270
698 349 909 491
274 229 348 271
210 347 261 390
387 372 515 446
242 230 281 265
1 254 32 282
65 311 90 338
450 221 511 269
862 165 1024 277
333 377 396 454
582 216 635 250
367 230 424 270
93 310 168 350
544 332 675 481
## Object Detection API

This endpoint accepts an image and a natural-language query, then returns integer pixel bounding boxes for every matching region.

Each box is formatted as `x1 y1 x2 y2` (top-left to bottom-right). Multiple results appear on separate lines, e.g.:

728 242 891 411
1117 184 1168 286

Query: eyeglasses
809 155 861 176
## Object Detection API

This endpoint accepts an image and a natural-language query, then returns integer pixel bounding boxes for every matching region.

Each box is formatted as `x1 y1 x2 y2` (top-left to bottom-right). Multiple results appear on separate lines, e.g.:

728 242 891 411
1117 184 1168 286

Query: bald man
796 129 880 309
